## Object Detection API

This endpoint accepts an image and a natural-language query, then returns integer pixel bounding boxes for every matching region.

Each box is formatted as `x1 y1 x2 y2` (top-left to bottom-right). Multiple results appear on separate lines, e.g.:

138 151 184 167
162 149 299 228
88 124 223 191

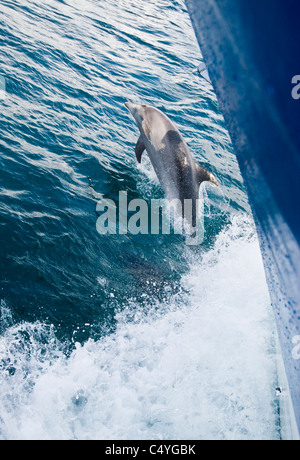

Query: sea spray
0 216 280 440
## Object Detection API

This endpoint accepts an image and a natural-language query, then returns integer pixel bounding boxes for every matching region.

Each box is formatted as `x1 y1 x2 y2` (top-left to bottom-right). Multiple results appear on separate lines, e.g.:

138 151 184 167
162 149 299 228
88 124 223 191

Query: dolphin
125 102 218 226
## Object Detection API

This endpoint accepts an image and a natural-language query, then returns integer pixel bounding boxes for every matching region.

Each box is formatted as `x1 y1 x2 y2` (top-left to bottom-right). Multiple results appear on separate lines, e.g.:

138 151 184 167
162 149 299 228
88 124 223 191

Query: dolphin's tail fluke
208 173 219 187
195 162 218 187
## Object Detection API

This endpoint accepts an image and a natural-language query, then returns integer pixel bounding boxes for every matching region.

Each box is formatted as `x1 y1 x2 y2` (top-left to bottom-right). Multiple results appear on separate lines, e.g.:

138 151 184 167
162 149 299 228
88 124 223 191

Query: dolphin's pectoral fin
135 135 146 163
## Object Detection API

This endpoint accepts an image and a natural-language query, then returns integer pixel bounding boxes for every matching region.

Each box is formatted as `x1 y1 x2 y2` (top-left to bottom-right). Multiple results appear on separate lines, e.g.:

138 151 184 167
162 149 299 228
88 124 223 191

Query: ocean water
0 0 281 440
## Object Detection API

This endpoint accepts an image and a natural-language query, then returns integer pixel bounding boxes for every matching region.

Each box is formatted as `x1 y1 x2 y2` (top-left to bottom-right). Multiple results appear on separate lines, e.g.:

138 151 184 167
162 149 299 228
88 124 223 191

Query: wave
0 214 280 440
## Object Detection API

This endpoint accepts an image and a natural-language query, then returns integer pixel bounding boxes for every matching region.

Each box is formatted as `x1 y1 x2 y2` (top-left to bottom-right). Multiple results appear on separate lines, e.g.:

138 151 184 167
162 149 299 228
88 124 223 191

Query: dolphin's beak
125 101 140 122
125 101 134 113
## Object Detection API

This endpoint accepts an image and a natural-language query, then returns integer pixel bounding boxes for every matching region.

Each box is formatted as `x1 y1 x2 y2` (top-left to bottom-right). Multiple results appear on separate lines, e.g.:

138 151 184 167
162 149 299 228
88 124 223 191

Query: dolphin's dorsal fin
135 135 145 163
195 161 218 187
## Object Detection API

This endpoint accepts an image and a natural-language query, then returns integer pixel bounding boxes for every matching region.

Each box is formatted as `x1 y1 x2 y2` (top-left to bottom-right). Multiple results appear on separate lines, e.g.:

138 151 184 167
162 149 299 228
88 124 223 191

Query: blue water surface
0 0 279 440
0 0 243 339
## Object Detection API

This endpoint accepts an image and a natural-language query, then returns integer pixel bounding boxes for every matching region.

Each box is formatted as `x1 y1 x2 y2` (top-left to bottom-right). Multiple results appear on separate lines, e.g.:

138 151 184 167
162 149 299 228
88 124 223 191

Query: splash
0 215 280 440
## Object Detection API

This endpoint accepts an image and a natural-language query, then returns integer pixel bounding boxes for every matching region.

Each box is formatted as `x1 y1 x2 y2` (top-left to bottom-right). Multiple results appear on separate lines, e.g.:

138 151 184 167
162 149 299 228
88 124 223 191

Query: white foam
0 215 280 440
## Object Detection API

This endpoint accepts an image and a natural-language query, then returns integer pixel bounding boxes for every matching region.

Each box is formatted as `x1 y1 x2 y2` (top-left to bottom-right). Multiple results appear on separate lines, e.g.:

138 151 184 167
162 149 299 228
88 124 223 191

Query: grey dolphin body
125 102 218 225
